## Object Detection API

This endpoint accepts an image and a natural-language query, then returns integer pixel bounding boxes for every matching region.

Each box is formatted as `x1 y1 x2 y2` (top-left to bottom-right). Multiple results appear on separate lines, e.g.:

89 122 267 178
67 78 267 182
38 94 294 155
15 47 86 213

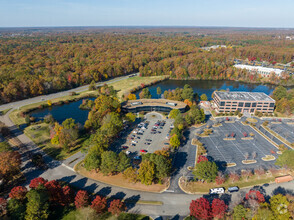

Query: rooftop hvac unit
166 102 177 106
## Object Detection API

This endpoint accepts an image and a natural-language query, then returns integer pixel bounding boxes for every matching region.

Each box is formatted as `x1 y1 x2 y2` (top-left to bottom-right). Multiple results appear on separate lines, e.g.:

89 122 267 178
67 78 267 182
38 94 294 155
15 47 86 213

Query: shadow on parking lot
272 186 294 196
203 193 232 205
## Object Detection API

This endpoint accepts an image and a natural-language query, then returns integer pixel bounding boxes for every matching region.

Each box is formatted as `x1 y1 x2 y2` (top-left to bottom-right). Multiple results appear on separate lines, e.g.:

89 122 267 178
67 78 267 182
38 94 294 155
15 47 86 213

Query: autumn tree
75 190 90 209
189 197 211 220
8 198 26 220
269 194 290 219
91 195 107 214
127 93 137 100
9 186 28 200
170 134 180 149
233 204 248 220
62 185 75 206
169 109 181 119
181 84 194 101
0 151 21 180
137 160 155 185
117 152 131 173
44 180 65 206
123 167 138 183
29 177 48 189
125 112 136 123
157 87 162 98
139 88 151 99
108 199 125 216
211 198 227 219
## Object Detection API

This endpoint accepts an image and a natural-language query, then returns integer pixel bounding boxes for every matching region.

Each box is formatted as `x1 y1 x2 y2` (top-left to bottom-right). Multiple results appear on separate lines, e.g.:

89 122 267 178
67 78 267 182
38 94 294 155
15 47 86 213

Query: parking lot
267 120 294 144
197 120 279 172
117 113 174 159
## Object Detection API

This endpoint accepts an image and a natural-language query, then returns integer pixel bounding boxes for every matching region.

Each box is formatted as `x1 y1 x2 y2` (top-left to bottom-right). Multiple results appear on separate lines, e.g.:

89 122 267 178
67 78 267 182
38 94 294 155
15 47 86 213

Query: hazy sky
1 0 293 27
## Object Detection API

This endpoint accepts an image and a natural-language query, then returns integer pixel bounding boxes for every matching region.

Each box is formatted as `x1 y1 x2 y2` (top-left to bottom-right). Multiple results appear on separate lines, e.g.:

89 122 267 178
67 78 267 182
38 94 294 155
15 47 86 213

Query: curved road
1 78 294 218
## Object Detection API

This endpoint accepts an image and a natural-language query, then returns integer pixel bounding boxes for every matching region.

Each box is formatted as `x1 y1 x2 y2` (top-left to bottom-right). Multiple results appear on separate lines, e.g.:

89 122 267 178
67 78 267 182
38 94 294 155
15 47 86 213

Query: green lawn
24 123 86 160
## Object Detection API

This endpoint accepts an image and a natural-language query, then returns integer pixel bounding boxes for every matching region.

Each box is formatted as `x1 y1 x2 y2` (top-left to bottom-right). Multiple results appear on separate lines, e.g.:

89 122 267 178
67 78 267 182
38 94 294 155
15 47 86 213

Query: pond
30 80 279 125
134 80 277 100
30 98 95 125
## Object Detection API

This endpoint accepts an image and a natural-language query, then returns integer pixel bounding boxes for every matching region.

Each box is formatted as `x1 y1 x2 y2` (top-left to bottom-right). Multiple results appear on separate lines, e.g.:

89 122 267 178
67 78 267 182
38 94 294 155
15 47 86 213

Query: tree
275 150 294 169
137 160 155 185
233 204 248 220
0 141 12 152
117 152 131 173
273 86 287 100
29 177 48 189
91 195 107 214
181 84 194 101
25 187 50 220
0 151 21 180
246 190 265 203
170 134 181 149
108 199 125 216
9 186 28 200
127 93 136 100
189 197 211 220
84 149 102 171
215 173 225 185
269 194 290 219
8 198 26 220
157 87 162 98
200 93 208 101
123 167 138 183
75 190 90 209
197 155 208 163
62 185 75 206
125 112 136 123
0 197 7 217
211 198 227 219
89 80 96 91
253 203 275 220
44 180 64 206
169 109 181 119
100 112 123 139
193 160 218 182
100 151 119 175
139 88 151 99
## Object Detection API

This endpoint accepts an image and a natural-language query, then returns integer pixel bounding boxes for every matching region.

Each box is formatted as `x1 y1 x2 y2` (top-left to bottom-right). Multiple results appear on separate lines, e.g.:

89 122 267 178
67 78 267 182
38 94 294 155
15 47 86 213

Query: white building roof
234 64 284 75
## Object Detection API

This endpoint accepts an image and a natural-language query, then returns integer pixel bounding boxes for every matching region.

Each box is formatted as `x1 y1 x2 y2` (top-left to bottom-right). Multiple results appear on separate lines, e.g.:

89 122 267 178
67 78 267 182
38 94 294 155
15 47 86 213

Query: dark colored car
122 146 128 149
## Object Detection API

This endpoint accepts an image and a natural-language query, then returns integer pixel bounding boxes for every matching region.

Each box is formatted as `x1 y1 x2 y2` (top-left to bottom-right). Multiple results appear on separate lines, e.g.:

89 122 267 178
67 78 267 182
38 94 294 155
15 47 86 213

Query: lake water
30 80 277 125
135 80 277 100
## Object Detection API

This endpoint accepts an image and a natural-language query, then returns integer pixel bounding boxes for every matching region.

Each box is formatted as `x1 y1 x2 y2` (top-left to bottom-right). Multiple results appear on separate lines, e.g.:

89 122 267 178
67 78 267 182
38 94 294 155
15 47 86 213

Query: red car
140 149 147 153
122 146 128 149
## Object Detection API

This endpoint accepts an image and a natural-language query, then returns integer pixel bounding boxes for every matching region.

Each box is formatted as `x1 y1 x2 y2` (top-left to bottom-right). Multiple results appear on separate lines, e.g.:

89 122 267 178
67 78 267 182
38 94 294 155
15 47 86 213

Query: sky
1 0 294 28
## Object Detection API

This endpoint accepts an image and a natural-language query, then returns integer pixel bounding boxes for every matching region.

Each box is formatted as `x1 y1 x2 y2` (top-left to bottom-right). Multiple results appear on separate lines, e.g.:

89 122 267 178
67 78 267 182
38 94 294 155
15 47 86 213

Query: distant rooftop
122 99 187 109
214 91 275 102
234 64 284 74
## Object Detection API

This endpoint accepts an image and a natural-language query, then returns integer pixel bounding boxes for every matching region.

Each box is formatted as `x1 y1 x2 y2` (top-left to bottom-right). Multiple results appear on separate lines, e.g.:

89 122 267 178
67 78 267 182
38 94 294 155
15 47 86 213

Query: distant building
213 91 275 114
234 64 284 77
201 45 227 51
199 101 211 108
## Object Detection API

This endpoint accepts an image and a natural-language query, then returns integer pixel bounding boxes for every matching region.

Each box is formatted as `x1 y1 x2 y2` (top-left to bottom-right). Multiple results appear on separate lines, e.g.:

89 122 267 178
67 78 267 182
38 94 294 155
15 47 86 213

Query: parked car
157 131 161 134
131 143 136 146
146 139 152 142
122 146 128 149
134 155 141 160
164 143 169 145
126 151 131 155
144 142 151 145
140 149 147 153
209 187 225 195
228 186 239 193
132 140 138 144
151 132 156 134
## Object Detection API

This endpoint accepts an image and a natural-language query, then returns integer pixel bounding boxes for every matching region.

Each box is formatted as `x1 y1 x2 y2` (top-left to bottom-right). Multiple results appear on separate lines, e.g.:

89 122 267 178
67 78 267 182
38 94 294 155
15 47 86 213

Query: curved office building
121 99 187 113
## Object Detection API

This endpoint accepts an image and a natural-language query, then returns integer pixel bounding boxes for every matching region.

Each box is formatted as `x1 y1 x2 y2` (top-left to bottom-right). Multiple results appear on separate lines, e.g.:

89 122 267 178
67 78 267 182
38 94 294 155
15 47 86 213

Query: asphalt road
0 73 138 111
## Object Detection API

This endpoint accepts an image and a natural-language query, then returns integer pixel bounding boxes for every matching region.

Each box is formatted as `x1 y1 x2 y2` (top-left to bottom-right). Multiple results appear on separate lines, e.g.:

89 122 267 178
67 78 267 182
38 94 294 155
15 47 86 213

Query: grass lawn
180 174 276 194
110 75 167 99
0 108 11 115
246 118 258 123
75 162 169 193
62 207 150 220
24 123 86 160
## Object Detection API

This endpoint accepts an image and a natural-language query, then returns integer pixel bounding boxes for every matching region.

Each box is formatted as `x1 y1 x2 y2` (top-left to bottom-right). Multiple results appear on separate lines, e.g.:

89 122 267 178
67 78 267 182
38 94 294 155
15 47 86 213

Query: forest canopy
0 28 293 104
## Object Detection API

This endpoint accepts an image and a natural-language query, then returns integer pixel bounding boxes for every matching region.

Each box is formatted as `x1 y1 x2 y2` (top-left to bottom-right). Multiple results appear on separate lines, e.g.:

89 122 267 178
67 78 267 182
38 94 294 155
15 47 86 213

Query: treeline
0 177 135 219
272 86 294 115
1 32 294 103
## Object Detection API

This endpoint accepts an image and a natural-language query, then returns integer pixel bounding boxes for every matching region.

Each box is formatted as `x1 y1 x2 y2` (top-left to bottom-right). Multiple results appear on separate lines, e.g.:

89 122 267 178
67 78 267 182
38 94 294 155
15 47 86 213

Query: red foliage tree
189 197 211 220
75 190 89 209
197 155 208 163
108 199 126 216
215 175 225 185
245 190 265 203
45 180 65 205
211 198 227 219
91 195 107 214
0 197 7 216
9 186 28 200
29 177 48 189
62 185 75 206
229 172 240 183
